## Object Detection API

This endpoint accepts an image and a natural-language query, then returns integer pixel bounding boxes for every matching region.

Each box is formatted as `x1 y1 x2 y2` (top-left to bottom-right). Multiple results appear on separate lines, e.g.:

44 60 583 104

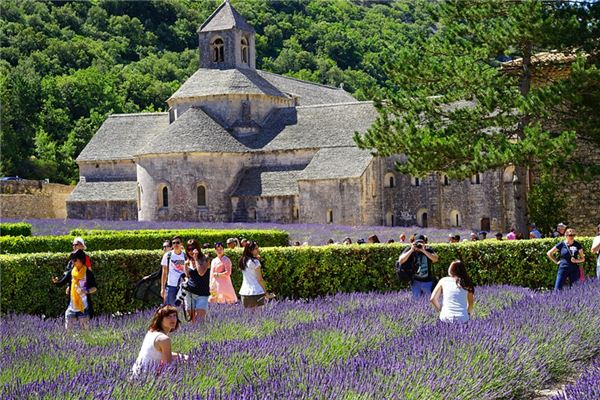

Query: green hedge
0 229 289 254
0 222 32 237
1 238 596 317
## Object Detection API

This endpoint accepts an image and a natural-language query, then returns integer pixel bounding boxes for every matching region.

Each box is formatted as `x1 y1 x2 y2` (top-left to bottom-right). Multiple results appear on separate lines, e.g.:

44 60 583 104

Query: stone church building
68 1 518 233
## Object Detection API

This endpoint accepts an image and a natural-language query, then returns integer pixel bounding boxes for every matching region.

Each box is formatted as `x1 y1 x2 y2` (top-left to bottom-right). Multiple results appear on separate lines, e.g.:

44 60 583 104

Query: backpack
395 257 416 283
133 251 187 304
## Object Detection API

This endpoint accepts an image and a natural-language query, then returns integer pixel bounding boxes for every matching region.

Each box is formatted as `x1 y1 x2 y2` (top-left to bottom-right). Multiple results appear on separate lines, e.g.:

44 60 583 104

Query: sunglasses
566 234 575 237
172 241 181 245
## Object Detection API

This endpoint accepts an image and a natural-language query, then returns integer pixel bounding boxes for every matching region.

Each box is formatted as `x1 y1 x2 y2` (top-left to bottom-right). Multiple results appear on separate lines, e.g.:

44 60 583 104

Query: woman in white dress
430 260 475 323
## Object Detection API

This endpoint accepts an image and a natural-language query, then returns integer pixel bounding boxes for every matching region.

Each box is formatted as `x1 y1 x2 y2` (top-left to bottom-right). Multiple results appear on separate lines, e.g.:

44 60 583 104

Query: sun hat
72 237 86 250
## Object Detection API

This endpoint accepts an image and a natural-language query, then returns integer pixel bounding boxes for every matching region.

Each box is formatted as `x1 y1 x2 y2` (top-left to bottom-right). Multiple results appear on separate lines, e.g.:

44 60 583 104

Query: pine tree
354 0 599 236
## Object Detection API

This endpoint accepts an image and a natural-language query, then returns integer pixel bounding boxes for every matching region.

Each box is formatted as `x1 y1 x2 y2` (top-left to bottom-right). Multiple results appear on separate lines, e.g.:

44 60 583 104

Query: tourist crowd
49 222 600 377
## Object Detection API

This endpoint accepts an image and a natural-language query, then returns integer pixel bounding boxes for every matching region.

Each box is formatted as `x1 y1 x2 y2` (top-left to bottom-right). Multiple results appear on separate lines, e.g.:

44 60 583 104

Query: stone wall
79 160 137 182
550 140 600 236
231 195 298 223
379 156 514 232
0 181 73 219
67 200 137 220
137 150 314 222
298 178 364 225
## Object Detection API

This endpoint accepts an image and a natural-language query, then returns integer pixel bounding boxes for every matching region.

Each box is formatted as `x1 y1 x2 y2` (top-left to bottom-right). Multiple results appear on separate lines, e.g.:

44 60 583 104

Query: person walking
64 237 92 272
131 305 185 377
209 242 237 304
161 236 186 305
430 260 475 323
52 249 97 331
546 228 586 290
238 241 267 308
397 234 438 298
591 224 600 279
183 239 210 323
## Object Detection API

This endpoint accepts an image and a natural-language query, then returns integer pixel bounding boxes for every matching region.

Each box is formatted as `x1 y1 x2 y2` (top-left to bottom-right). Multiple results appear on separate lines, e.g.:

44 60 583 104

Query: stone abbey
68 1 535 233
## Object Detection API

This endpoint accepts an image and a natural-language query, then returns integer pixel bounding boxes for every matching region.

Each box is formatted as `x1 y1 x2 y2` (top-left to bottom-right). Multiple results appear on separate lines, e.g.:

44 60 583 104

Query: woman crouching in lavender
132 305 186 377
430 260 475 323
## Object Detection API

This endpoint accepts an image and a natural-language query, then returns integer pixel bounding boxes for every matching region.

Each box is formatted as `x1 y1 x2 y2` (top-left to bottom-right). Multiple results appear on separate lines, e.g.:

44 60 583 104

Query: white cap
72 237 86 249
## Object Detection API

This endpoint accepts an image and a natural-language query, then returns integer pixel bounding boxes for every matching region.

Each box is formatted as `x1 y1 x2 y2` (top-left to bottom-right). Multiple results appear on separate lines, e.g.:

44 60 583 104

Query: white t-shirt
239 258 265 296
439 277 470 323
161 251 186 287
593 235 600 267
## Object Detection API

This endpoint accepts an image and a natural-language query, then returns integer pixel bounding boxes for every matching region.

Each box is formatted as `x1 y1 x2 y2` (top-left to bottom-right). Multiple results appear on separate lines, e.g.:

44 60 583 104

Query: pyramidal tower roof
198 0 255 33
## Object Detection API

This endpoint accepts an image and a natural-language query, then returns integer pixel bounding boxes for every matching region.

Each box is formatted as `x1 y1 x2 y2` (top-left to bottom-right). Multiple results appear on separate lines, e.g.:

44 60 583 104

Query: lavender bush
551 357 600 400
2 282 599 399
0 218 473 244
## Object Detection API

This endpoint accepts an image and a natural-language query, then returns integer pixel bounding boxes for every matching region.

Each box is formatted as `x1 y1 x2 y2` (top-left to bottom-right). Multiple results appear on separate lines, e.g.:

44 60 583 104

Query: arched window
443 175 450 186
212 38 224 62
450 210 461 227
327 209 333 224
471 173 482 185
481 217 491 232
85 209 93 220
248 208 256 221
411 176 420 187
161 186 169 208
197 185 206 207
293 206 299 220
241 37 248 64
386 212 395 226
417 208 428 228
384 172 395 188
120 208 128 220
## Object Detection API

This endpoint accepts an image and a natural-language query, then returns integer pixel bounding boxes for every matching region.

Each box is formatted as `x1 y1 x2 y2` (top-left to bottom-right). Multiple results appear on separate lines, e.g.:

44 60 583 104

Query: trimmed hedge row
1 238 596 317
0 222 32 237
0 229 289 254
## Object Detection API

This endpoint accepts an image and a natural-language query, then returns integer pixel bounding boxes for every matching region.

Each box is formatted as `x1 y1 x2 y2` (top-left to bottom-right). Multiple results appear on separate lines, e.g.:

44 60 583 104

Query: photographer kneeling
397 234 438 298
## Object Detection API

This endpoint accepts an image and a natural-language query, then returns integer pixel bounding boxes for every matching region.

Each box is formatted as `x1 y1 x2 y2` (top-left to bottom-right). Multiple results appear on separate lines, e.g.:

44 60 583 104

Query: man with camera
397 234 439 298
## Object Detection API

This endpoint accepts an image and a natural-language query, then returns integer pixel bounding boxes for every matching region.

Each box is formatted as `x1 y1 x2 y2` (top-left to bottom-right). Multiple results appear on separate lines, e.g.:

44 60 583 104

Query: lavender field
1 218 473 244
2 283 599 399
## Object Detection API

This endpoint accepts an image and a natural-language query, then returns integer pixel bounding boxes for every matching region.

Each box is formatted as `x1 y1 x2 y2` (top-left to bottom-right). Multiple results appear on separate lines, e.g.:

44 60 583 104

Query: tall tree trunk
513 40 533 238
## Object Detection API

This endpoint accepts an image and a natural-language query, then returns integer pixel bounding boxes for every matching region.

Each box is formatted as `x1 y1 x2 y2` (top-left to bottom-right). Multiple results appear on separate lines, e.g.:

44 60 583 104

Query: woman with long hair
237 241 267 308
131 305 185 376
209 242 237 304
430 260 475 323
183 239 210 323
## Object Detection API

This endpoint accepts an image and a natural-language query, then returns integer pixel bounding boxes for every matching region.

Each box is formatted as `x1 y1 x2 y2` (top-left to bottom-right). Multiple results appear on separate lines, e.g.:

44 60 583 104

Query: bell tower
197 0 256 70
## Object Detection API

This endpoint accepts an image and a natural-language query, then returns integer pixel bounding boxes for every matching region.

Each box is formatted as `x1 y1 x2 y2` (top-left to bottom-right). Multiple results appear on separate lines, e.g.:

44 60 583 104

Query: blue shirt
554 241 582 269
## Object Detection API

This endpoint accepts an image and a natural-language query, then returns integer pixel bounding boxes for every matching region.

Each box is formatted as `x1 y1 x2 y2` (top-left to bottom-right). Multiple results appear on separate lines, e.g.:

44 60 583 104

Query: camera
416 243 424 249
174 284 187 307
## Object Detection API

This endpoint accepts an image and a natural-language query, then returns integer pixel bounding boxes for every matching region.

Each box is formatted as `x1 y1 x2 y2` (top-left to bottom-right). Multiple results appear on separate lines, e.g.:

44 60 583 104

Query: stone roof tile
232 165 306 197
198 1 255 33
136 107 248 156
76 113 169 162
168 68 289 102
298 147 373 180
68 181 137 202
256 70 356 106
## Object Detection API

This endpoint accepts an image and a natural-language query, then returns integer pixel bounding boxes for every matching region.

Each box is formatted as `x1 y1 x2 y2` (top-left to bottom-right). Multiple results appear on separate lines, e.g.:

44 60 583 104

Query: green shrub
1 238 596 316
0 222 32 237
0 229 289 254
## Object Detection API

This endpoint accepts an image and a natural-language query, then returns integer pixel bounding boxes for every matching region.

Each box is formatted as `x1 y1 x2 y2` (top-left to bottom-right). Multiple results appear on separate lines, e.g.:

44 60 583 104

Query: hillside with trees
0 0 431 183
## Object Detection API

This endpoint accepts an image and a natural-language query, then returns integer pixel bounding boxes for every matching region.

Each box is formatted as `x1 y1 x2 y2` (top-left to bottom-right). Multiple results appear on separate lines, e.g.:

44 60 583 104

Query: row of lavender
0 218 472 244
2 283 598 399
552 357 600 400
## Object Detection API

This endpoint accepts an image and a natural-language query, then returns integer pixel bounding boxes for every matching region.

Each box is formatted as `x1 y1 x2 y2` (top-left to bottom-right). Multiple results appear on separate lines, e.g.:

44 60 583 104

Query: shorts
65 308 89 319
185 293 209 311
241 294 265 308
